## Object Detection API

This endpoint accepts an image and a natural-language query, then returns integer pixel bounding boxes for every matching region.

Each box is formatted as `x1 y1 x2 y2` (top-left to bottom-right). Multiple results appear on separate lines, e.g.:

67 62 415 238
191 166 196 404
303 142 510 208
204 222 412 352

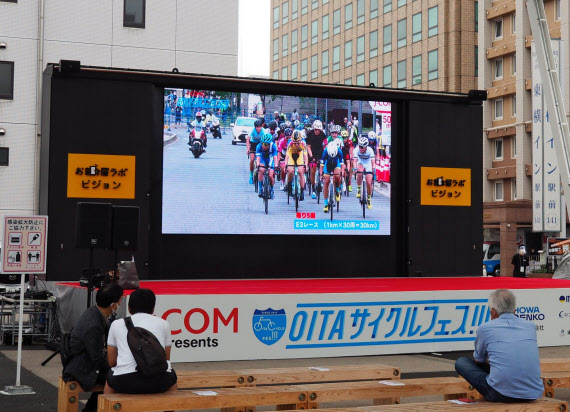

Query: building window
494 58 503 79
357 36 365 62
398 0 406 7
412 12 422 42
511 13 516 34
282 67 288 81
383 64 392 87
124 0 145 28
370 0 378 19
323 0 328 4
292 30 298 53
282 34 288 57
428 49 438 80
312 0 319 10
428 6 438 37
323 15 329 40
322 50 329 75
512 178 517 200
0 61 14 100
556 0 561 20
494 18 503 40
345 78 352 85
357 0 365 24
475 46 478 76
397 59 407 88
333 46 340 71
291 63 298 80
475 1 478 32
511 95 516 117
302 0 308 15
292 0 298 20
273 6 279 29
370 69 378 87
512 136 516 158
495 139 503 160
311 54 318 79
345 3 353 30
512 54 516 75
273 38 279 61
384 0 392 13
333 9 341 35
370 30 378 58
397 18 407 48
345 40 353 67
356 74 365 86
412 55 422 85
301 59 308 81
495 181 504 201
312 19 319 44
383 25 392 53
283 1 289 25
301 25 308 49
273 70 279 80
495 98 503 120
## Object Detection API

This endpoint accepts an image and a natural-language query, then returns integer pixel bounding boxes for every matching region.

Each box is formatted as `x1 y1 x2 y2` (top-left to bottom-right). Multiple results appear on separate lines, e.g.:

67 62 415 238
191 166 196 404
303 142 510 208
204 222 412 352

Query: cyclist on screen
321 142 343 213
354 136 376 210
284 129 308 201
278 128 293 189
341 130 354 192
256 133 279 199
247 119 266 184
305 120 325 199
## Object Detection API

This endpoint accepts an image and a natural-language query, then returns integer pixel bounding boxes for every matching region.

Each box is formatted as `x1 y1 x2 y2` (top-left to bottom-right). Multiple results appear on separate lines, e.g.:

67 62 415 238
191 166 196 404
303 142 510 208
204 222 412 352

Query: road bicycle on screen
287 162 302 213
314 161 323 204
355 170 374 219
327 172 341 220
258 165 272 214
252 164 259 194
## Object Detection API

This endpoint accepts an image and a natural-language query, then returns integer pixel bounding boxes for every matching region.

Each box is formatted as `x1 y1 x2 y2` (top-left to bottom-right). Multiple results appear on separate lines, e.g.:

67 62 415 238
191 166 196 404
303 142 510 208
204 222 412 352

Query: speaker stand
86 247 94 309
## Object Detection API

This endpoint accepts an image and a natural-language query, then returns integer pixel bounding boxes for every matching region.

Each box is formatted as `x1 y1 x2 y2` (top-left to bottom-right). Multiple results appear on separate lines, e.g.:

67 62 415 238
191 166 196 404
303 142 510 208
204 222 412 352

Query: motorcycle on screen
188 127 206 158
211 119 222 139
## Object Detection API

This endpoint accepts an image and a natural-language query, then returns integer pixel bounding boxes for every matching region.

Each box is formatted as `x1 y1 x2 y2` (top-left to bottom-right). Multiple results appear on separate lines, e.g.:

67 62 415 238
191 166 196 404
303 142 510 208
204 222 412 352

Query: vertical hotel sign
532 40 564 232
67 154 136 199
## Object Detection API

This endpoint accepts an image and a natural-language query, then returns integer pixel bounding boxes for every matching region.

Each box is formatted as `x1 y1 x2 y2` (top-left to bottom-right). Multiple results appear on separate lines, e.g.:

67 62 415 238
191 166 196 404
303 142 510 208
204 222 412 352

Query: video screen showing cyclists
285 129 309 201
256 133 279 199
354 136 376 210
305 120 325 199
321 142 343 213
247 119 266 184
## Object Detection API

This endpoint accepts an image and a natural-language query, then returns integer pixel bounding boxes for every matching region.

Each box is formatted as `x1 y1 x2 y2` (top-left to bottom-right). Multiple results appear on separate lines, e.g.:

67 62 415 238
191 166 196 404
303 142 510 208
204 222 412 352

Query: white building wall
0 0 238 238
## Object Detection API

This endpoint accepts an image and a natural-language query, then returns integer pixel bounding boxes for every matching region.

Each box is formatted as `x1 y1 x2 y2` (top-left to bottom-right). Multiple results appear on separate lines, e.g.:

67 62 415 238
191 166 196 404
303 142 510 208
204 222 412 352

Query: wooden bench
541 358 570 373
96 377 477 412
59 363 400 412
277 397 568 411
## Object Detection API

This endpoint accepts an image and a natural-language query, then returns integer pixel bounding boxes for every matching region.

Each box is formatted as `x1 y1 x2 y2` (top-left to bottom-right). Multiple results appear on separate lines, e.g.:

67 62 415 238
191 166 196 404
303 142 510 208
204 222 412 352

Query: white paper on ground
308 367 331 371
192 390 219 396
378 380 405 386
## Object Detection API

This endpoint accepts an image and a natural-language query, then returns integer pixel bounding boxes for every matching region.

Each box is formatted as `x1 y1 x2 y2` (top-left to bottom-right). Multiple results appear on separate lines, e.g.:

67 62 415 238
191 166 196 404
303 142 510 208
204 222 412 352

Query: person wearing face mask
511 245 529 278
62 283 124 412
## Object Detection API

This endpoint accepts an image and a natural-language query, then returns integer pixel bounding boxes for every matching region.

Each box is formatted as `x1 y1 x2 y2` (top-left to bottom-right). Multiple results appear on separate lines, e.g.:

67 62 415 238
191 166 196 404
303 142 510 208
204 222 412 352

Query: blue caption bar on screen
294 219 380 230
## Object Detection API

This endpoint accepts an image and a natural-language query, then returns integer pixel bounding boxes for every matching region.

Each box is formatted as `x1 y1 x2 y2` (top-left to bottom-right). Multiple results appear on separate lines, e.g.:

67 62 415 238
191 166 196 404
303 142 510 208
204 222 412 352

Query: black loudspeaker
112 206 139 250
75 202 112 248
59 59 80 73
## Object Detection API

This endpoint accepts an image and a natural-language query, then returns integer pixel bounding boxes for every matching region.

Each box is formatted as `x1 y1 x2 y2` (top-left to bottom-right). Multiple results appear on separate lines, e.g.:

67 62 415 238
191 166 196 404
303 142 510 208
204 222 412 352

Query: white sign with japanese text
543 40 562 231
369 101 391 146
150 288 569 363
1 216 48 274
532 42 544 231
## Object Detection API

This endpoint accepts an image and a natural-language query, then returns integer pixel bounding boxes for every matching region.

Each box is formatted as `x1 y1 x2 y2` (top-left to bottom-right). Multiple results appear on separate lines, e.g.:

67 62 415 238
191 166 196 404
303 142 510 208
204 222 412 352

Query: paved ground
2 344 570 411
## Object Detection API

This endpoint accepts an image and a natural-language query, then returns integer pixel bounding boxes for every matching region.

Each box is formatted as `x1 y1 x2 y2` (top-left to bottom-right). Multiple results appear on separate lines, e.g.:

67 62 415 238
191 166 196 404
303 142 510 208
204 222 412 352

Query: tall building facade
270 0 478 92
0 0 238 236
481 0 566 275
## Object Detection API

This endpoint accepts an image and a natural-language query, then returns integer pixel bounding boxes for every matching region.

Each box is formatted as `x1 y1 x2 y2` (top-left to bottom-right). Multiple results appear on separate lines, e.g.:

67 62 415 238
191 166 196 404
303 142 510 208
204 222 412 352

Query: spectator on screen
104 289 178 394
62 283 124 412
455 289 543 402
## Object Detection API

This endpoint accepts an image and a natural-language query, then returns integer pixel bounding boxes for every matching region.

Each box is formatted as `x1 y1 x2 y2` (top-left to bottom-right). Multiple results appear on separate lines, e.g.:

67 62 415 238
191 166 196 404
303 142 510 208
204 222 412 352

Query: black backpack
124 317 168 378
60 331 74 367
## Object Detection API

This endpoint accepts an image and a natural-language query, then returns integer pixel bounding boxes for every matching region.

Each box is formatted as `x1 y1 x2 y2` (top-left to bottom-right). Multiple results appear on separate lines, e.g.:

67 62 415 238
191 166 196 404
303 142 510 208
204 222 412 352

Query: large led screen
162 89 392 235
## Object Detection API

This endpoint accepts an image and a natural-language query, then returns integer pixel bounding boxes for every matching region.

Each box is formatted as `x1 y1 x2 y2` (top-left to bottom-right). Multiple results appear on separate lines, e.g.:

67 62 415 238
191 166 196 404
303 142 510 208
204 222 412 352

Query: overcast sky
238 0 270 78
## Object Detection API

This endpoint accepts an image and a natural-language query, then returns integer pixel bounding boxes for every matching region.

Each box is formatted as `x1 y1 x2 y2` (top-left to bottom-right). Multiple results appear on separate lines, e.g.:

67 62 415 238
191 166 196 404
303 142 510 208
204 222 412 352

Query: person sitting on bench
62 283 124 412
455 288 543 402
104 288 178 394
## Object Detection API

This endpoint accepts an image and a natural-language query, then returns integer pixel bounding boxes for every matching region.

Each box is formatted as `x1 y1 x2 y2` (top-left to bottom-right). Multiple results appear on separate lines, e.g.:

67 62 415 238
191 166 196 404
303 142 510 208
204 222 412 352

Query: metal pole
16 273 25 386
